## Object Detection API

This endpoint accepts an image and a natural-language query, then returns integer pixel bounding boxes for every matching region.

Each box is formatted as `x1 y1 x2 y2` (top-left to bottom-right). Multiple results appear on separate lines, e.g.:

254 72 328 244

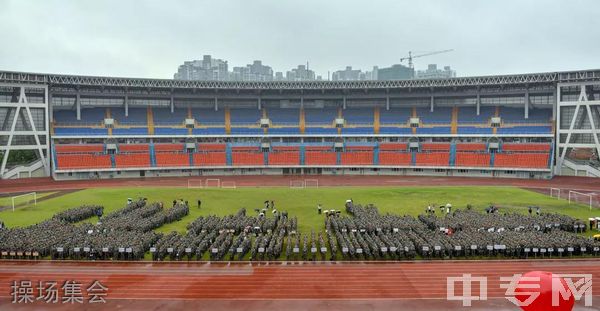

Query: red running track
0 260 599 310
2 175 600 194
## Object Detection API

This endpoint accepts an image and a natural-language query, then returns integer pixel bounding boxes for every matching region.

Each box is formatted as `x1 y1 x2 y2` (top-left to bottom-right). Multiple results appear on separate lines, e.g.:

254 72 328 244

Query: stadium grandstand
0 69 599 180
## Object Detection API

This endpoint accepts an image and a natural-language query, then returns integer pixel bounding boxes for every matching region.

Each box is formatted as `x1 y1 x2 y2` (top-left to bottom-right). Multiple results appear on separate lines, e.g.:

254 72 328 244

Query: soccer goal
568 190 594 210
289 180 305 188
550 188 561 199
11 192 37 212
221 181 237 189
205 178 221 188
304 179 319 188
187 179 204 189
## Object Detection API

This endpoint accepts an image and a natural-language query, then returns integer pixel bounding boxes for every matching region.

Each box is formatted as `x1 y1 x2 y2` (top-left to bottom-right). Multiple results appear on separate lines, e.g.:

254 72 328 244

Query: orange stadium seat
415 152 450 166
304 146 333 151
193 152 226 166
272 146 300 151
494 153 549 169
232 152 264 166
119 144 150 152
154 143 184 152
502 143 551 152
114 153 151 168
269 151 300 165
198 144 227 151
155 152 190 167
421 143 451 151
305 151 337 165
55 144 104 153
379 143 408 151
345 146 374 152
455 152 491 167
231 146 260 152
456 143 487 152
341 152 373 165
378 152 412 165
56 154 112 169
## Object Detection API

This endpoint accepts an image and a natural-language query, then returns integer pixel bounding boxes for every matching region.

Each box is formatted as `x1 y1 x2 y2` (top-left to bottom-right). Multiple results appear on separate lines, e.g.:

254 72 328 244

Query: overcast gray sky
0 0 598 79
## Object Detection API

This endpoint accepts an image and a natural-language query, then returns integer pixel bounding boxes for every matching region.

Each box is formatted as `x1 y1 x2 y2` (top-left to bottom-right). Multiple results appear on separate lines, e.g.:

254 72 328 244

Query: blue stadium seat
230 108 261 124
268 108 298 124
230 127 264 135
192 108 225 124
305 108 337 125
268 127 300 135
458 106 494 123
343 108 373 124
113 128 148 135
416 127 451 134
112 108 147 125
379 127 412 134
153 108 188 125
526 108 552 122
304 127 338 134
380 108 411 125
155 127 188 135
54 108 106 124
54 127 108 136
457 127 493 134
342 127 374 134
416 107 452 123
499 107 523 122
497 126 552 134
192 128 226 135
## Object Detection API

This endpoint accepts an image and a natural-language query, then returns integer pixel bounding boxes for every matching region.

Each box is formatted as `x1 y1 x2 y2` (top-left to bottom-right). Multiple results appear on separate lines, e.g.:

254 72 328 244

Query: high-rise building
376 64 414 80
331 66 380 81
231 60 273 81
174 55 229 81
286 65 315 81
332 66 362 81
416 64 456 79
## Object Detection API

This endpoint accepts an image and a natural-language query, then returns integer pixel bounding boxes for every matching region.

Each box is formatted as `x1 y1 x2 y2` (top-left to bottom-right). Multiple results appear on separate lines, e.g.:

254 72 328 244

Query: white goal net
221 181 237 189
205 178 221 188
568 190 594 210
304 179 319 188
11 192 37 212
187 179 204 189
550 188 561 199
289 180 305 188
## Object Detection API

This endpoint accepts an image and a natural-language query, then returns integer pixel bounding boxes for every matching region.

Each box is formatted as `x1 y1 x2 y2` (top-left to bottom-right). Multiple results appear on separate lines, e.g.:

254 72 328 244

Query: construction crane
400 49 454 69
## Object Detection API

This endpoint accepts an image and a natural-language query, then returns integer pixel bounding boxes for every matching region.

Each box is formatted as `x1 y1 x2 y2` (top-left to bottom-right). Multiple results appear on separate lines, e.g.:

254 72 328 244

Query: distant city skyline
174 55 454 81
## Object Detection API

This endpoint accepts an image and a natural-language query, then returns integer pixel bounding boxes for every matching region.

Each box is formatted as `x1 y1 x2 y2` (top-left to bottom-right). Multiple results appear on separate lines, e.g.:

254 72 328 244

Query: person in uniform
318 204 322 214
197 199 202 209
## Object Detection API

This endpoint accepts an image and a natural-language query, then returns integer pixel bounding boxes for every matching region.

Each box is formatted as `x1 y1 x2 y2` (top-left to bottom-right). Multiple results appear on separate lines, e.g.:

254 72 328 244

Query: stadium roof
1 69 599 90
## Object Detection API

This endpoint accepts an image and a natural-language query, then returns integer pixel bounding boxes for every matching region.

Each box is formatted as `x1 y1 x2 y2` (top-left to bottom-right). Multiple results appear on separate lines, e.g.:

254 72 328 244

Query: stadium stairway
225 108 231 135
374 107 380 134
449 143 456 166
411 107 417 135
450 107 457 134
226 143 232 165
299 145 306 165
147 107 155 135
149 143 156 167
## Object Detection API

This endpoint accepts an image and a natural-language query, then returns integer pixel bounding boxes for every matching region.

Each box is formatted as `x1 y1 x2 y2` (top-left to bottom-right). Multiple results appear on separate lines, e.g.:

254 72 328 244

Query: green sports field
0 186 595 235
